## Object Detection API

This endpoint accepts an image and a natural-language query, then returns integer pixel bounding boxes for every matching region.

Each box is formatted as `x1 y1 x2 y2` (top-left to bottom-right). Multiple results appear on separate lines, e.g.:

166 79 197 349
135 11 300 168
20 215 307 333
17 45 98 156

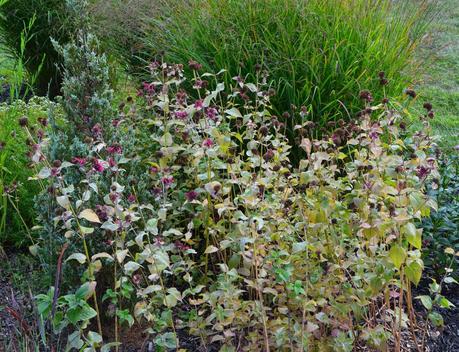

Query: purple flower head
150 166 159 174
188 60 202 71
37 117 48 127
92 123 103 138
193 79 208 89
109 192 119 203
95 205 109 222
185 190 198 202
175 240 191 251
176 90 188 105
194 99 204 110
107 143 123 154
51 167 60 177
72 157 86 166
205 107 218 121
149 61 161 71
112 119 121 127
143 82 156 94
127 194 136 203
416 165 431 179
202 138 214 148
175 110 188 120
108 157 117 168
93 159 105 173
151 187 162 196
161 175 174 188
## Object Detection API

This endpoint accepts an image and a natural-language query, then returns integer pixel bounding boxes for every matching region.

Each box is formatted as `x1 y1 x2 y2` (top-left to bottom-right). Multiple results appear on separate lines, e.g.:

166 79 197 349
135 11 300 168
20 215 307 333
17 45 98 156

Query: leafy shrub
0 0 84 98
27 59 440 350
0 97 62 246
422 152 459 274
140 0 433 128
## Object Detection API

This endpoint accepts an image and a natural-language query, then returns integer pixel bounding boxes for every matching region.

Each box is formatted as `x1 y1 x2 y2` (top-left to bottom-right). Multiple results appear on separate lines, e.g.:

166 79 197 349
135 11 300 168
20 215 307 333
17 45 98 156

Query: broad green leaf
87 331 103 344
79 226 94 235
416 295 432 310
67 304 97 325
124 261 141 275
404 223 421 249
75 282 96 300
405 261 422 285
154 332 178 349
56 195 70 209
204 245 219 254
428 312 444 327
66 253 86 264
225 107 242 118
389 244 406 269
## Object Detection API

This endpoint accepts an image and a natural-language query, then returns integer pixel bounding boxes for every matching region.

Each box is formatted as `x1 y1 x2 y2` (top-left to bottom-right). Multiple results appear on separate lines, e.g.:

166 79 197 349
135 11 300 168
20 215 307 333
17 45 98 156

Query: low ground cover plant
23 36 442 349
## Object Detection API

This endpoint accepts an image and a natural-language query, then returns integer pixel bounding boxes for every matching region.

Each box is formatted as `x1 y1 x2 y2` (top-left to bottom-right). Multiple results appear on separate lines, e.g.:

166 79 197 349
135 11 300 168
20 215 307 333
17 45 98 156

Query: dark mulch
413 280 459 352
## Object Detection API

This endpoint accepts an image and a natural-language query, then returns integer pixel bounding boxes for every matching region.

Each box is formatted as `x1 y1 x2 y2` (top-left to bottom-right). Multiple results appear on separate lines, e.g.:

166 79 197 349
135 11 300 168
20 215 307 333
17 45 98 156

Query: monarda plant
26 61 440 351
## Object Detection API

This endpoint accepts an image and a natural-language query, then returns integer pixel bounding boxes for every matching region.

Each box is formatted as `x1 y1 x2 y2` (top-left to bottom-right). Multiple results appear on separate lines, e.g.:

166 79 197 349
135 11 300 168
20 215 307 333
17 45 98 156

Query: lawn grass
414 0 459 151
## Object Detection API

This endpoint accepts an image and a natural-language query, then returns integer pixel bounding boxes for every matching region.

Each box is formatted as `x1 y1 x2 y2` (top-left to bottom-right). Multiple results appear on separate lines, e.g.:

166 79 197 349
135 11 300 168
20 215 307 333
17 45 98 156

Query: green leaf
116 309 134 327
154 332 178 349
438 296 455 309
124 261 141 276
416 295 432 310
405 261 422 285
389 244 406 269
87 331 103 344
101 343 122 352
66 330 84 351
67 303 97 325
75 282 96 300
66 253 87 264
160 132 173 146
428 312 444 327
404 223 421 249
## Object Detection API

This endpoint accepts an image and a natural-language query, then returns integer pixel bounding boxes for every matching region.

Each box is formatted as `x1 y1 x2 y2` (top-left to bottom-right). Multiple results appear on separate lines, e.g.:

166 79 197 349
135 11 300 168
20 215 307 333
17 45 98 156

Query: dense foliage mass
22 37 444 348
0 97 62 245
1 1 458 351
140 0 433 128
0 0 84 97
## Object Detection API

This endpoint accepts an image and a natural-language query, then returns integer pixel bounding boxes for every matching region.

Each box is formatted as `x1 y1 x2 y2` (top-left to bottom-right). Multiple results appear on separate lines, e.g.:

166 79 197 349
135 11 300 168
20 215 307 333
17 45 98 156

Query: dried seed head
18 116 28 127
359 90 373 102
423 102 433 111
405 89 417 98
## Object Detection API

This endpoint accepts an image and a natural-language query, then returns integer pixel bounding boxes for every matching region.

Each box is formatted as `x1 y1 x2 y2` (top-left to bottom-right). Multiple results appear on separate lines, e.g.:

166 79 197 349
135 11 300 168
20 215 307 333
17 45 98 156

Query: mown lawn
415 0 459 151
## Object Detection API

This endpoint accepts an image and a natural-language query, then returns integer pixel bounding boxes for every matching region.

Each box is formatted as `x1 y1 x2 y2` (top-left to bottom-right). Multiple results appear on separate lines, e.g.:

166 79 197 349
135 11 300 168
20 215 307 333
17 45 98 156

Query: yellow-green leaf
405 261 422 285
389 244 406 269
78 209 101 223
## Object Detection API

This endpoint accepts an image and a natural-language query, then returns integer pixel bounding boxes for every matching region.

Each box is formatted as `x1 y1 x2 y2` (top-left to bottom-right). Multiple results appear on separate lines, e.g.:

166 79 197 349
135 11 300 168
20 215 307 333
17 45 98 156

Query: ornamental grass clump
140 0 435 129
27 61 440 351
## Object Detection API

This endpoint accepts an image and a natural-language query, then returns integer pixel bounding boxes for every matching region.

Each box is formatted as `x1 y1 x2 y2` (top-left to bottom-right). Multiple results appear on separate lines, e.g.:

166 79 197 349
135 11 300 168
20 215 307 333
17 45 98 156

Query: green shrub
141 0 433 131
422 152 459 275
28 61 441 350
0 97 62 246
0 0 84 98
